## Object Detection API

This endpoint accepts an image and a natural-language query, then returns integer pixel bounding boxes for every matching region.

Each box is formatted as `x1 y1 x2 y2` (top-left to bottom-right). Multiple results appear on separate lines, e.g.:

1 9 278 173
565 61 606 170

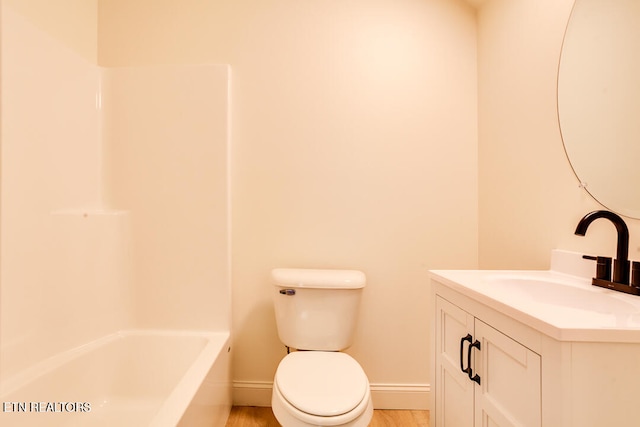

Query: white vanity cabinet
430 265 640 427
434 295 541 427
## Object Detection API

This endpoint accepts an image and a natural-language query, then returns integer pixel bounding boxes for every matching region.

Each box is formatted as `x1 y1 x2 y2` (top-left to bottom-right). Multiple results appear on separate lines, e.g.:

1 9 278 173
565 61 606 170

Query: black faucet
575 210 630 284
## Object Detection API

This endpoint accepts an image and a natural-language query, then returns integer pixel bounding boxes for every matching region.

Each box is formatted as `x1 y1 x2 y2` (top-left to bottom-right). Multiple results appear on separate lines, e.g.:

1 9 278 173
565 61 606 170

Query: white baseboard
232 381 273 407
370 384 430 410
232 381 430 410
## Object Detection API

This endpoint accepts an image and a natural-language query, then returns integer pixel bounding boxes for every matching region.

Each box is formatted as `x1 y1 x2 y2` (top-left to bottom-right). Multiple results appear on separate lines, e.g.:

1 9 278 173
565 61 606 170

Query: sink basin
430 265 640 341
485 274 638 315
430 250 640 341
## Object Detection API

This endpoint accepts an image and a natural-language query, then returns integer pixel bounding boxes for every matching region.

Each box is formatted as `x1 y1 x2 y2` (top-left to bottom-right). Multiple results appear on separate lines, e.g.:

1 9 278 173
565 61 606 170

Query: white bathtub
0 330 231 426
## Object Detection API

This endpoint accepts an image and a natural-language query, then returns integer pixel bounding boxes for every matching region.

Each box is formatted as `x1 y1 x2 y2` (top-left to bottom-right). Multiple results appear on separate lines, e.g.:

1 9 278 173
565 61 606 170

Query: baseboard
232 381 273 407
232 381 430 410
370 383 430 410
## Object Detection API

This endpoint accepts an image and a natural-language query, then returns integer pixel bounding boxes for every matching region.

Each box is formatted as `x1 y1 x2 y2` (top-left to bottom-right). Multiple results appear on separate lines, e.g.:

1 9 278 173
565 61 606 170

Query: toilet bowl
271 351 373 427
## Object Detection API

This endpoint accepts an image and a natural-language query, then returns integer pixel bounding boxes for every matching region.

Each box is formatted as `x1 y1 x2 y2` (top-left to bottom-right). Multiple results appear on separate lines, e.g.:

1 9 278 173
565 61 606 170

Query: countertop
430 268 640 342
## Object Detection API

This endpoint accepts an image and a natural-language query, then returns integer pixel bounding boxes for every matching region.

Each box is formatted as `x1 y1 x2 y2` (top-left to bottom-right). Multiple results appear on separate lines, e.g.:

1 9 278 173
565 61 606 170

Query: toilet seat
273 351 372 426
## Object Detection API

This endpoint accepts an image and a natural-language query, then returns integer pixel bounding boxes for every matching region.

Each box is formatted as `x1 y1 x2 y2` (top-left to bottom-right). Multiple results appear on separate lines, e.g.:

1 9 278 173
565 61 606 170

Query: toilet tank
271 268 366 351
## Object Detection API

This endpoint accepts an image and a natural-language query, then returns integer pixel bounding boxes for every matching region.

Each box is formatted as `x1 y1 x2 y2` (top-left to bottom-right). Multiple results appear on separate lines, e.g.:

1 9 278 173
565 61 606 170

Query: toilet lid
275 351 368 417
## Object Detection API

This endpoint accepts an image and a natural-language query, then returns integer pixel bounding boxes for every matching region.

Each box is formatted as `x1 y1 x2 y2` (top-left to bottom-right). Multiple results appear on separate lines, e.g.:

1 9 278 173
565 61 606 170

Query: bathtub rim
151 330 231 426
0 329 230 402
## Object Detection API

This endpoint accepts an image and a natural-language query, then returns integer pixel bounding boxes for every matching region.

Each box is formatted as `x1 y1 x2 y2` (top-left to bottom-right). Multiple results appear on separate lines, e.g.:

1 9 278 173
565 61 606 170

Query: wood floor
225 406 430 427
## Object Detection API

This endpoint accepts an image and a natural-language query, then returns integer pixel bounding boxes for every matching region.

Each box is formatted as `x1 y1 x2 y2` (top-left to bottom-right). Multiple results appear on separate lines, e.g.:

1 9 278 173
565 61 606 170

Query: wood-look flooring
225 406 430 427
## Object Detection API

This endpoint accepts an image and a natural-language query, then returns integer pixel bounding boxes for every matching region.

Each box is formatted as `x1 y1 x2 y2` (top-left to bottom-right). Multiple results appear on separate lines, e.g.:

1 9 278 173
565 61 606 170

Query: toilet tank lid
271 268 366 289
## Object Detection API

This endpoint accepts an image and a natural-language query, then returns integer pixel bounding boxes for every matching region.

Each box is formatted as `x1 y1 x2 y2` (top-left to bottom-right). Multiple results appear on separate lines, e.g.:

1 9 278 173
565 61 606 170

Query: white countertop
430 262 640 342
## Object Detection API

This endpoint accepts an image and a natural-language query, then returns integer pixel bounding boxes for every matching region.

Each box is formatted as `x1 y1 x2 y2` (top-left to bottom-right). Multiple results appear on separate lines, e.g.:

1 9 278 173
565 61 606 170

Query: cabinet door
474 319 541 427
434 297 475 427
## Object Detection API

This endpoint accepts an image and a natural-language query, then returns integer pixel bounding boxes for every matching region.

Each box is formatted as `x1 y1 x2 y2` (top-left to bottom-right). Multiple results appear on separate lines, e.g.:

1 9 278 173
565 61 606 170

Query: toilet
270 268 374 427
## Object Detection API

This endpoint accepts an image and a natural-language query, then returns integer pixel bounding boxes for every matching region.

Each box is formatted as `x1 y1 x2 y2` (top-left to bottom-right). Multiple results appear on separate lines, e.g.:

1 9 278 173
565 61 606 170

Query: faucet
575 210 630 284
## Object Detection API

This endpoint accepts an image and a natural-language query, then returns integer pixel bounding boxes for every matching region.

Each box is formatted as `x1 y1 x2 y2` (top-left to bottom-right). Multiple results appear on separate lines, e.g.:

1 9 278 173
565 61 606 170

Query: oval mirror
558 0 640 218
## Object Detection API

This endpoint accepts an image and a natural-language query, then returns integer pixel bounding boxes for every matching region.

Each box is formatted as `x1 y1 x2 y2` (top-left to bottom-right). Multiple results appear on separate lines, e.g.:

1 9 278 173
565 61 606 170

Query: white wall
477 0 640 270
98 0 479 408
225 2 478 407
102 64 231 331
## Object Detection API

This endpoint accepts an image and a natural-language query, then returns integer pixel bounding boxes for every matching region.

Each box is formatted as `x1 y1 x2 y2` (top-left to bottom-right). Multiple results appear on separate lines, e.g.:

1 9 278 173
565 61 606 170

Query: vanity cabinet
434 296 541 427
431 266 640 427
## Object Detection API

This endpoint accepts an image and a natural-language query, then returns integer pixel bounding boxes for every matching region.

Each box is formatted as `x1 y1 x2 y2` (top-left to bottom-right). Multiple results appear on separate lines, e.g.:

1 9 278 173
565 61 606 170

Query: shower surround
0 3 231 425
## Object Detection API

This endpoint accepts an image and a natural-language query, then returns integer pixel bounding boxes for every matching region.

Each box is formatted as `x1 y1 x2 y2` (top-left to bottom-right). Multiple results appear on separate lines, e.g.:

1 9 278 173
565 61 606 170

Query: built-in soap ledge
50 209 129 217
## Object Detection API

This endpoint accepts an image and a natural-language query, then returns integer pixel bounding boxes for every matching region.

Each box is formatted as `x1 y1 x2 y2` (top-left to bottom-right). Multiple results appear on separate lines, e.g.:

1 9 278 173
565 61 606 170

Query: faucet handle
631 262 640 288
582 255 612 281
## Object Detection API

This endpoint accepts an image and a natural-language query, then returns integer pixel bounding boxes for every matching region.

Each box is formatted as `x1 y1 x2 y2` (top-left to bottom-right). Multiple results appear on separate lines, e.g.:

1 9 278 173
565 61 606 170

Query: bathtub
0 330 231 426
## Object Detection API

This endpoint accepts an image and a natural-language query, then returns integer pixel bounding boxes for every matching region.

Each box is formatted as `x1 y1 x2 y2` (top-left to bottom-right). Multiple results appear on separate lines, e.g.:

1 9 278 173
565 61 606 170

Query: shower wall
0 0 124 380
0 0 230 382
102 64 231 331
